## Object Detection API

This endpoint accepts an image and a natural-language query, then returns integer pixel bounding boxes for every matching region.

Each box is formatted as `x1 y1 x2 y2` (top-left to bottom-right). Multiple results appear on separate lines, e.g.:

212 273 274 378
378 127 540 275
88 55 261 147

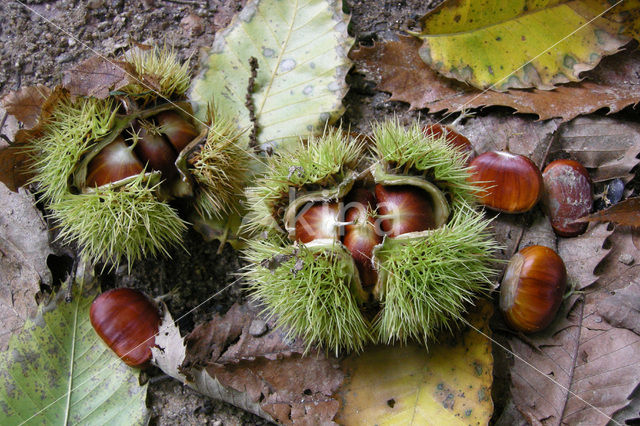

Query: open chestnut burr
245 122 497 353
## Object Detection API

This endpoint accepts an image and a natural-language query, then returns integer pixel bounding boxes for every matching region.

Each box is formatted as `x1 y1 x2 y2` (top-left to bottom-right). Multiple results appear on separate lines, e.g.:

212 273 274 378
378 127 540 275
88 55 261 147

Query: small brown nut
468 151 543 213
500 245 567 333
542 159 593 237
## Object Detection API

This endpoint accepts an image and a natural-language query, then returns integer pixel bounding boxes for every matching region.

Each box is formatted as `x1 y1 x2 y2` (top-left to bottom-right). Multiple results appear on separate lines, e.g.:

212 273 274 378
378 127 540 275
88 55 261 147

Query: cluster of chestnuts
88 120 589 365
17 47 247 268
243 121 498 354
467 148 592 333
85 110 197 188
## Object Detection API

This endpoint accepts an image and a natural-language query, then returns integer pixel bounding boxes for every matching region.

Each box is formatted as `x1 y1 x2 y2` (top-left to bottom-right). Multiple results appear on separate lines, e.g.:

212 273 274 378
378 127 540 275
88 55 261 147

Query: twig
246 57 259 152
65 255 80 302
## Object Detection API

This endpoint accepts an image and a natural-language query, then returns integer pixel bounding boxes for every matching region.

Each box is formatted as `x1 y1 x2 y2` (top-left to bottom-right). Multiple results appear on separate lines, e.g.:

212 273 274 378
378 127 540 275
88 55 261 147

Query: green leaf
415 0 631 90
0 269 148 425
190 0 352 151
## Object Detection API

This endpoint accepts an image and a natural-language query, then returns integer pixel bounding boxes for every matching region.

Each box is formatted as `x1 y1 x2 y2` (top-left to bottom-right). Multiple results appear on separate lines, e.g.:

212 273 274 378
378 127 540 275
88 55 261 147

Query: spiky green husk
50 174 187 269
243 121 497 352
122 45 191 104
190 113 248 219
374 201 498 344
372 119 479 203
30 97 116 202
245 128 364 234
244 237 371 355
372 120 496 343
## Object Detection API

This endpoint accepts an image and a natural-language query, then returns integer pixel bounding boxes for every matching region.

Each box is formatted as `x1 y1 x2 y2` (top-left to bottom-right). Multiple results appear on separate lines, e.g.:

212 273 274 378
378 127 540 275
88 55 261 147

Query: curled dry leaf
575 197 640 227
350 36 640 121
155 302 343 425
1 84 51 129
155 300 495 424
62 56 135 99
0 86 68 191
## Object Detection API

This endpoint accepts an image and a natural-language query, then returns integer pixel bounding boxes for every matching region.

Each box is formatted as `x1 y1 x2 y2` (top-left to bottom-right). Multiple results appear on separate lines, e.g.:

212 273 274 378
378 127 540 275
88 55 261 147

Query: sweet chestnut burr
542 159 593 237
468 151 543 213
245 122 496 353
90 288 161 367
500 245 567 333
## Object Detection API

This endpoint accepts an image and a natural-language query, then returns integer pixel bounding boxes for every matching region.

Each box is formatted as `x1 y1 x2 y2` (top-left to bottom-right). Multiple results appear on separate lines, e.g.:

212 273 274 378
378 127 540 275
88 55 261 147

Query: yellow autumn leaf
335 301 493 425
415 0 633 90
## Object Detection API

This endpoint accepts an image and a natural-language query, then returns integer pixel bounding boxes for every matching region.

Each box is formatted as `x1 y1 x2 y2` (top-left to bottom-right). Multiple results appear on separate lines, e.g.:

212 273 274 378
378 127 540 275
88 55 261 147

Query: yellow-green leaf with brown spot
190 0 352 151
415 0 633 90
335 301 493 425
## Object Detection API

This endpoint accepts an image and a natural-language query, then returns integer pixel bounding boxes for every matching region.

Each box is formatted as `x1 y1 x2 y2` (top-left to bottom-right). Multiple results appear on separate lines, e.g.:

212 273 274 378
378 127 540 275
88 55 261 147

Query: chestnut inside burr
86 112 197 187
291 182 443 288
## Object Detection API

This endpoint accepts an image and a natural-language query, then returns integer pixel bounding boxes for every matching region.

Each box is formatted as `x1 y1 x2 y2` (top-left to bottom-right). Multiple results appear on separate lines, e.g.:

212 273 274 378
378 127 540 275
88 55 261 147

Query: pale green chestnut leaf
0 266 148 425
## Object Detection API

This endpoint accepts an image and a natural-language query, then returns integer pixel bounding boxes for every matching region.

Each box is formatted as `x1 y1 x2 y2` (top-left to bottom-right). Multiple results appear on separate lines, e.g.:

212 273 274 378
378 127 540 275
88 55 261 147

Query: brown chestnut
294 202 340 243
500 245 567 333
468 151 543 213
375 184 436 237
90 288 161 367
156 111 198 152
422 123 473 160
130 121 179 180
343 188 382 287
542 159 593 237
86 136 144 187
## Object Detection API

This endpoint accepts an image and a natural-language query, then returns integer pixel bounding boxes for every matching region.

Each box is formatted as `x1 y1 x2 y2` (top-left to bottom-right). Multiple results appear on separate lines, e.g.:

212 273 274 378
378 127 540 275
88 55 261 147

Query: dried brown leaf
62 56 134 99
0 144 34 192
350 36 640 122
0 185 52 350
576 197 640 227
179 302 342 425
0 87 69 192
562 228 640 424
0 85 51 129
597 281 640 335
552 116 640 183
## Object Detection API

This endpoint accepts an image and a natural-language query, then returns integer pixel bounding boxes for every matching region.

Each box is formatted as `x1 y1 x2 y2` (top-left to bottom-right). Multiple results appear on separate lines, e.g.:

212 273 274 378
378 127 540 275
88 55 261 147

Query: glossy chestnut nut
343 188 382 287
130 121 178 180
90 288 161 367
423 124 473 160
500 245 567 333
86 136 144 187
156 111 198 152
294 202 340 243
375 184 436 237
468 151 543 213
542 159 593 237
